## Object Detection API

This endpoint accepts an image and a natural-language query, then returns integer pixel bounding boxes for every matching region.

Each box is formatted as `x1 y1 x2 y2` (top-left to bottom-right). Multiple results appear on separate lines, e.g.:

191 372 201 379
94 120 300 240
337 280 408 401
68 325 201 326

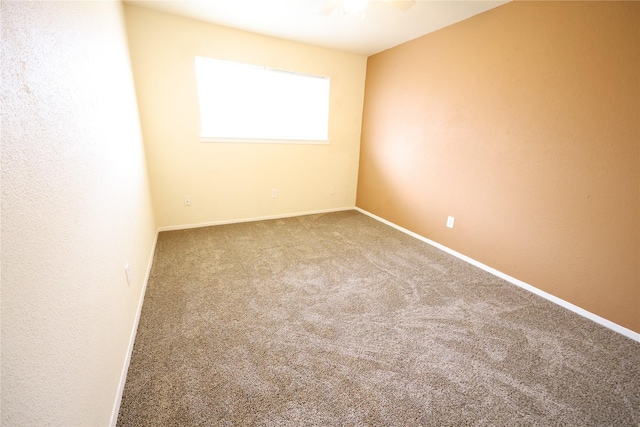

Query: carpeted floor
117 210 640 426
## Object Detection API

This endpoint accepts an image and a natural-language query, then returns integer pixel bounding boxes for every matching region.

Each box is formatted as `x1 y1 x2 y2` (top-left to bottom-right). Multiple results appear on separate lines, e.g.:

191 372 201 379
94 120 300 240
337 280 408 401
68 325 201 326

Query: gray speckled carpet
117 210 640 426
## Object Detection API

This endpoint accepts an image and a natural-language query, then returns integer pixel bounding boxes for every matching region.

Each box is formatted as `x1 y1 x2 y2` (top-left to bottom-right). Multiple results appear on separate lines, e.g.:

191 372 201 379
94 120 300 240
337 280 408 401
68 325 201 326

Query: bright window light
343 0 368 14
195 56 330 143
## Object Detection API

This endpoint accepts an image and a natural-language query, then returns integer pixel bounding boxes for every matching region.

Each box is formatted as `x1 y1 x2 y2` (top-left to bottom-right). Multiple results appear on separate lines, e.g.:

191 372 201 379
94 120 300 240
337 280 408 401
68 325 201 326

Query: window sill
199 136 330 145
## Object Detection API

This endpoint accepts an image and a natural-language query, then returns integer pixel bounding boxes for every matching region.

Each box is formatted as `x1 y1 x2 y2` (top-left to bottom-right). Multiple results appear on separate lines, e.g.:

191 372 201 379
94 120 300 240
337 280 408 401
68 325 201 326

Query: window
195 57 330 143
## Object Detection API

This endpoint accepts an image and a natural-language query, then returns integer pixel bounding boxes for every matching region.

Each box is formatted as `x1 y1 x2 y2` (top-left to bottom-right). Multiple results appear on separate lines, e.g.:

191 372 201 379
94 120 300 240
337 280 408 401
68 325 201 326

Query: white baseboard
355 207 640 343
157 206 354 232
110 231 159 427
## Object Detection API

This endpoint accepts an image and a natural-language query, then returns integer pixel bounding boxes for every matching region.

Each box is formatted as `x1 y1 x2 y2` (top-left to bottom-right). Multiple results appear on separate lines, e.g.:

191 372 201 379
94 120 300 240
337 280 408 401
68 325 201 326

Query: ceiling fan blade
384 0 416 11
319 0 342 15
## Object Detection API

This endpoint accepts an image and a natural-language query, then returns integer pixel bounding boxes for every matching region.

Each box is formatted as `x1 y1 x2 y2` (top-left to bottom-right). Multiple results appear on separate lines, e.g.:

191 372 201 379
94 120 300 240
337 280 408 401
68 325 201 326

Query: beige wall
123 5 367 229
357 1 639 333
1 1 157 425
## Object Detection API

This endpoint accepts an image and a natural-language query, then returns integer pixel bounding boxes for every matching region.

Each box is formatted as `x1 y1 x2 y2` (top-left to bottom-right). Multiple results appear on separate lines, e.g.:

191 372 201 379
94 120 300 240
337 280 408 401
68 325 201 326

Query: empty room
2 0 638 426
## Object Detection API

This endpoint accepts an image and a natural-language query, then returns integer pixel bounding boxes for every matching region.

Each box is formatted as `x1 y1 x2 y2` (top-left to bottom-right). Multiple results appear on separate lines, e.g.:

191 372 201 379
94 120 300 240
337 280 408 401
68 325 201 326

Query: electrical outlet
272 188 278 198
184 196 191 206
124 263 132 286
446 216 455 229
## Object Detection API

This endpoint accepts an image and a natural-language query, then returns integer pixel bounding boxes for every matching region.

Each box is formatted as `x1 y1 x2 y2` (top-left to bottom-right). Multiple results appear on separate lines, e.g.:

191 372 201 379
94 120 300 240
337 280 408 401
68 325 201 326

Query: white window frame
195 56 331 144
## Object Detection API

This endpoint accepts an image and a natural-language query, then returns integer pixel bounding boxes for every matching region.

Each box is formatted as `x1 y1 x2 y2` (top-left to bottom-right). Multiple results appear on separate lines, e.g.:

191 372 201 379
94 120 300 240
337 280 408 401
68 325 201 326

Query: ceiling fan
318 0 416 15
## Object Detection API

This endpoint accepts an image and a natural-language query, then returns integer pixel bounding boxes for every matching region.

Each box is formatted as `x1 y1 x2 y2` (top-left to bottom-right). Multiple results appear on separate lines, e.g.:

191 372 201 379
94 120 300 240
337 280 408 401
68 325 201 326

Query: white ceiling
124 0 509 56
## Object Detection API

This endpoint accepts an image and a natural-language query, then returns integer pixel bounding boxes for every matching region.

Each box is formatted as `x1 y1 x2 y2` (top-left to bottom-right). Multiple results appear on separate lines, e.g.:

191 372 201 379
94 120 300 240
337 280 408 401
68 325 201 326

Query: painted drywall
357 1 639 333
123 5 367 229
1 1 157 425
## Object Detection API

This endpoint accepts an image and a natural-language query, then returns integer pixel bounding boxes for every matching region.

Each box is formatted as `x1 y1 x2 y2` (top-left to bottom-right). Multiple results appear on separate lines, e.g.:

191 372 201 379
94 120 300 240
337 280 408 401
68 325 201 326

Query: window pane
195 57 330 142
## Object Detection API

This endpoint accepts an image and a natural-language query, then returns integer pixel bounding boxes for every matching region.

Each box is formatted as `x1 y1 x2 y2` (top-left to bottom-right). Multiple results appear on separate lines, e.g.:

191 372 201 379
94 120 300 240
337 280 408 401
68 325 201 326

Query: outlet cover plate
124 263 132 286
446 216 455 228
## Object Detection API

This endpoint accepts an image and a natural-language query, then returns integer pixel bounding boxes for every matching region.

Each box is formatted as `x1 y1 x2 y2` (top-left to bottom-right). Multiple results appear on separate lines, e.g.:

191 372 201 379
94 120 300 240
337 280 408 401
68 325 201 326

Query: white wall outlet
184 196 191 206
272 188 278 198
124 263 132 286
446 216 455 228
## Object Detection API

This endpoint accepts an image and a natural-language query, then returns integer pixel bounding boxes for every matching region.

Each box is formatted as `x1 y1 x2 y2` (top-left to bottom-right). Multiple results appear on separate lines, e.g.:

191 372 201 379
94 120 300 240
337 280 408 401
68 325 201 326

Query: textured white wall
1 1 157 425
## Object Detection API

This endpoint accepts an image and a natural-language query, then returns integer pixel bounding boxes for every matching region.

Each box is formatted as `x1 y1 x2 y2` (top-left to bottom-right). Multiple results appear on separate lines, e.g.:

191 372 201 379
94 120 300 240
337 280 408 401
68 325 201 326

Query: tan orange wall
357 1 639 333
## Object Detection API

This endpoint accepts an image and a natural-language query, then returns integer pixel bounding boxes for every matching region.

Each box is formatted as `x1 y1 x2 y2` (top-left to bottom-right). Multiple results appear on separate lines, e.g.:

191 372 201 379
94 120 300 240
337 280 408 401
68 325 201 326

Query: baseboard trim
355 207 640 343
157 207 355 232
110 230 159 427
